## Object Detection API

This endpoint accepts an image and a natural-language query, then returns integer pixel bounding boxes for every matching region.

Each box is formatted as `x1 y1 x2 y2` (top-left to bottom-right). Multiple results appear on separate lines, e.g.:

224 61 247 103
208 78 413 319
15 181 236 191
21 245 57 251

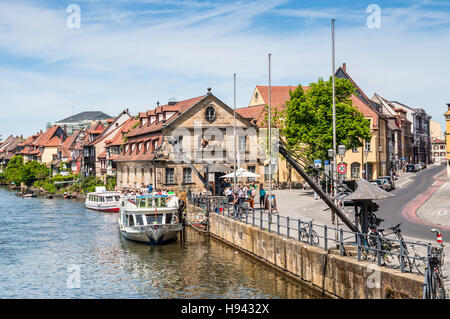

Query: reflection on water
0 187 323 298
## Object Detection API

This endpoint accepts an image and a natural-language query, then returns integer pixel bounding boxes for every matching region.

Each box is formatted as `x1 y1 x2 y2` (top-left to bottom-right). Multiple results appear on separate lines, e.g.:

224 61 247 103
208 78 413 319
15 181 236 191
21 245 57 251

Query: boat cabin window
115 196 120 201
135 214 144 226
127 214 134 226
166 213 173 224
105 196 114 202
137 197 152 208
155 197 167 207
145 214 163 225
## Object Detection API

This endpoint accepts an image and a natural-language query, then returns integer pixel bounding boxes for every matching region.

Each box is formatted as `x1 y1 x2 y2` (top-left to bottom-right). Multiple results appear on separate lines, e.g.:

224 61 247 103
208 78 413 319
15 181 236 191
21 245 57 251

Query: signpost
337 162 347 175
314 159 322 168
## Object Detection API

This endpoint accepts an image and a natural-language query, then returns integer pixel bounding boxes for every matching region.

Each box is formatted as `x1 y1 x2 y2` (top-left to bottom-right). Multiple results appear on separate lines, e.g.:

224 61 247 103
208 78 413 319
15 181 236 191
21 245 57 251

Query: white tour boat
85 186 121 212
118 194 183 244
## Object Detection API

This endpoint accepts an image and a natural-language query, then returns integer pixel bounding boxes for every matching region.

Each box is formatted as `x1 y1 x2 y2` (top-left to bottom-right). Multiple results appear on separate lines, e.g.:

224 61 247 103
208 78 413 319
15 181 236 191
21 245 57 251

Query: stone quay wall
188 205 424 299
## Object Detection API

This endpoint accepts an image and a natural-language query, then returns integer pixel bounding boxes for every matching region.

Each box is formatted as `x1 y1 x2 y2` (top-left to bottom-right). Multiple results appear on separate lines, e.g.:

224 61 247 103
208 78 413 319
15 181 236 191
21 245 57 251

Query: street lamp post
338 145 346 182
364 142 369 180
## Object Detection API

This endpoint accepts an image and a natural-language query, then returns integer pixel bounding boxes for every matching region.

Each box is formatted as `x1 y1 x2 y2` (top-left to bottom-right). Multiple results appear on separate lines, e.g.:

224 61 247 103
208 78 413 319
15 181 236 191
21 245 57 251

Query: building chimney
157 101 160 107
342 63 346 72
447 103 450 111
207 87 212 95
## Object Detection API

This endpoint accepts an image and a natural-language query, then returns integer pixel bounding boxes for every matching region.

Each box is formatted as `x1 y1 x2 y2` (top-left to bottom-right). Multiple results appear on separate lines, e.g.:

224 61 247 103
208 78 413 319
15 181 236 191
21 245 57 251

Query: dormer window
142 118 148 125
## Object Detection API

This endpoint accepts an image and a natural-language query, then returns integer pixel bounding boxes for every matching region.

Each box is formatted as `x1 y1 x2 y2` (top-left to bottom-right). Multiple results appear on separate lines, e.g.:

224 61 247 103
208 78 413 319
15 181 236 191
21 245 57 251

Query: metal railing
189 194 433 277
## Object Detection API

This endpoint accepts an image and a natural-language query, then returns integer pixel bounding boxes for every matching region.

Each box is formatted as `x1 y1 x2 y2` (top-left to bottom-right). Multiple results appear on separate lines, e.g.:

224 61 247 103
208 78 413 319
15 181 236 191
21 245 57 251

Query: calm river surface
0 187 322 298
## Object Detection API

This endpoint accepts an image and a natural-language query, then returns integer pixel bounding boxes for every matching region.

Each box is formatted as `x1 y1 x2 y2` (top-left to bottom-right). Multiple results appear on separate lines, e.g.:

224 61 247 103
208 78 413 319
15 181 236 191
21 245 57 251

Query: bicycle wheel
413 255 427 275
384 251 398 269
432 271 446 299
300 228 309 243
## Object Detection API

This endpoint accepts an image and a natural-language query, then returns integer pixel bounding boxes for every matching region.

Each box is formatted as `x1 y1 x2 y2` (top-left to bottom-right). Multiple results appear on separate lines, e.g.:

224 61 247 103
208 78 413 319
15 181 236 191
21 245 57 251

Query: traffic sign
337 162 347 174
314 159 322 168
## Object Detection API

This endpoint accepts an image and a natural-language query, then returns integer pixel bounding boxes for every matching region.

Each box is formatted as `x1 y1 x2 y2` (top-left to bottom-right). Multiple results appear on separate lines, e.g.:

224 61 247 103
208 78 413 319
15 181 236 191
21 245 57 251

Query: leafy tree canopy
284 77 372 162
5 155 24 185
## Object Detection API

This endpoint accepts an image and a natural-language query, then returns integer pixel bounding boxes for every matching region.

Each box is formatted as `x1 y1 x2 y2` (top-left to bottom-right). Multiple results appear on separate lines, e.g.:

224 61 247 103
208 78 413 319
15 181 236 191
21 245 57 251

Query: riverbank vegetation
2 155 116 194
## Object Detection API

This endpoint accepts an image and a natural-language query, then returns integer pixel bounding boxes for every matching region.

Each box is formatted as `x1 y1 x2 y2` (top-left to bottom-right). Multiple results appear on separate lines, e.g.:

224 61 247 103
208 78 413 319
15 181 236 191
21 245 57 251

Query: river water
0 187 322 298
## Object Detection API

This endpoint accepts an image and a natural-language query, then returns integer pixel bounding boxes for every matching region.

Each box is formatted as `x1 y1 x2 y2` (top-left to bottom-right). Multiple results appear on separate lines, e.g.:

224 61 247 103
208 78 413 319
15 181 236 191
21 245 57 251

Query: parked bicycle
426 228 446 299
299 220 319 245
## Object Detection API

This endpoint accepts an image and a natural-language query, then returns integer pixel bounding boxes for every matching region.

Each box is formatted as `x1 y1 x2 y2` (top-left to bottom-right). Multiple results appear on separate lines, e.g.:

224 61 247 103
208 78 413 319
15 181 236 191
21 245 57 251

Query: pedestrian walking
232 191 240 218
259 184 266 209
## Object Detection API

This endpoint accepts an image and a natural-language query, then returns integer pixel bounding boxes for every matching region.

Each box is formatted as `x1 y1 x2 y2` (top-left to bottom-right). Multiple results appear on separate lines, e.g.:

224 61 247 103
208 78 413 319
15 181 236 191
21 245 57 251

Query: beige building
112 90 264 193
238 85 307 187
430 120 445 140
444 104 450 170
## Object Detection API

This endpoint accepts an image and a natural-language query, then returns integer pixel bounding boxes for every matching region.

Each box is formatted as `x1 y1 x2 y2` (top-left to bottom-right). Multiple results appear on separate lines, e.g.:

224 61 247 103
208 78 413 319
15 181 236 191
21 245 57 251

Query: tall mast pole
268 53 272 214
234 73 237 191
331 19 339 241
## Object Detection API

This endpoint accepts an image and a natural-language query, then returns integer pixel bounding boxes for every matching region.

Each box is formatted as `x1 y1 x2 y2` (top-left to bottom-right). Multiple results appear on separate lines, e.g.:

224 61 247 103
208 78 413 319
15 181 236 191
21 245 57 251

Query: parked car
379 176 395 190
377 178 392 191
370 179 390 191
406 164 418 172
415 164 422 171
420 162 427 169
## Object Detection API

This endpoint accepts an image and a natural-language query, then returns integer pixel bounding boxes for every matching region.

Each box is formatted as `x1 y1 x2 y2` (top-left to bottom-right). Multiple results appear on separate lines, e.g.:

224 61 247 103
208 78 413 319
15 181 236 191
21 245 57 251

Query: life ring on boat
173 214 179 223
196 212 207 223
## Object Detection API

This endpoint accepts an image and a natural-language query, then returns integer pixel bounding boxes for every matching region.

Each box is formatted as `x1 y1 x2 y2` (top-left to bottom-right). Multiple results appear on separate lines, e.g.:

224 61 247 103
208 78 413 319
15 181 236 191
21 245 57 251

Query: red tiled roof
350 95 378 129
432 138 445 144
106 118 139 146
236 105 265 126
255 85 310 108
112 135 162 162
127 96 205 138
97 149 107 159
36 126 65 147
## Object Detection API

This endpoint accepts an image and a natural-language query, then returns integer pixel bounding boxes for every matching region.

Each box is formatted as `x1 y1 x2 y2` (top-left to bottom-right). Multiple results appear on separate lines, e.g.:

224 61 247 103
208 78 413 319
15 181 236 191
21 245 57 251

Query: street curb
401 172 450 231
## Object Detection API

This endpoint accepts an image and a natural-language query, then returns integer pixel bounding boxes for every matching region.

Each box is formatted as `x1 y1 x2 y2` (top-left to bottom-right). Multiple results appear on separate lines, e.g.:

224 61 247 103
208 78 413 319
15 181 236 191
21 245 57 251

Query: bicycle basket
430 256 440 268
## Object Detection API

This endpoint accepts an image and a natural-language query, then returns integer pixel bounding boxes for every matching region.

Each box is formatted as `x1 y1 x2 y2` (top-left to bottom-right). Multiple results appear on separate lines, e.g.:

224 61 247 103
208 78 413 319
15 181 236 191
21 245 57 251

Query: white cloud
0 0 449 138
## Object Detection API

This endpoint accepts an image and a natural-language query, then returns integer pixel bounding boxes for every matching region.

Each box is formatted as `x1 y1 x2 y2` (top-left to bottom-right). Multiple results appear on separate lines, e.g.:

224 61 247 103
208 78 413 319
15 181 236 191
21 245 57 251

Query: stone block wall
202 209 424 299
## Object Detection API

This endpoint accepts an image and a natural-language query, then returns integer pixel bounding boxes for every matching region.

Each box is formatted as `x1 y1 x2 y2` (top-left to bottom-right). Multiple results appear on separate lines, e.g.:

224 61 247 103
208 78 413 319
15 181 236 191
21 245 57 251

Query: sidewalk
416 176 450 229
394 171 414 189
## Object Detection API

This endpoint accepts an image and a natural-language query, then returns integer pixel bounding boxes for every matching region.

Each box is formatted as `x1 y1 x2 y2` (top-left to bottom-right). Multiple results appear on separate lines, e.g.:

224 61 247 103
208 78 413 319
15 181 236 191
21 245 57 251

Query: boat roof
137 194 175 198
87 191 121 195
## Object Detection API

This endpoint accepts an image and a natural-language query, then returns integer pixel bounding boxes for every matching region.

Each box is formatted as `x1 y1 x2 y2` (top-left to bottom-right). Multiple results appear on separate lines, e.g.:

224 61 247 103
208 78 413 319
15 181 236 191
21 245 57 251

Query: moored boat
85 186 121 212
118 194 183 244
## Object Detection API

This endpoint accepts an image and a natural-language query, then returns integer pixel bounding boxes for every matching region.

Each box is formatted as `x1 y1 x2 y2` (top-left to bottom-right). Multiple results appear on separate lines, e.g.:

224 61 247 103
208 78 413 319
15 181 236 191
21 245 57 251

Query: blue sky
1 0 450 139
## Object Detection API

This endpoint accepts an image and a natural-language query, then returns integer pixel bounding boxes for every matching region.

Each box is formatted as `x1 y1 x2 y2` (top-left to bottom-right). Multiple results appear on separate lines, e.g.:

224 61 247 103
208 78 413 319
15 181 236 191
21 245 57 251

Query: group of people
115 184 175 197
223 183 269 217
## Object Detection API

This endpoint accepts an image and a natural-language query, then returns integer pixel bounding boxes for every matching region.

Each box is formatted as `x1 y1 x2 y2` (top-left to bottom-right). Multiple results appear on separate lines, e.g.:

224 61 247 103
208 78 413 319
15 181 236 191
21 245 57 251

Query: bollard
324 225 328 251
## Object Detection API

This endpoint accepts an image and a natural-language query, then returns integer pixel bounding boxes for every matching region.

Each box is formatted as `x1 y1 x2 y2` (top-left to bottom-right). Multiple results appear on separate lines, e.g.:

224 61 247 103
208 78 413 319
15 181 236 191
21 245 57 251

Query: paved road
375 165 448 242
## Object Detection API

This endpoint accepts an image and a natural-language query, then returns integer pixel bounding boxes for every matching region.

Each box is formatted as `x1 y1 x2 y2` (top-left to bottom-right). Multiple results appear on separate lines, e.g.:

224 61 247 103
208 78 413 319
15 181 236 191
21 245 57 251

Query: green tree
4 155 24 185
284 77 372 162
22 161 49 186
